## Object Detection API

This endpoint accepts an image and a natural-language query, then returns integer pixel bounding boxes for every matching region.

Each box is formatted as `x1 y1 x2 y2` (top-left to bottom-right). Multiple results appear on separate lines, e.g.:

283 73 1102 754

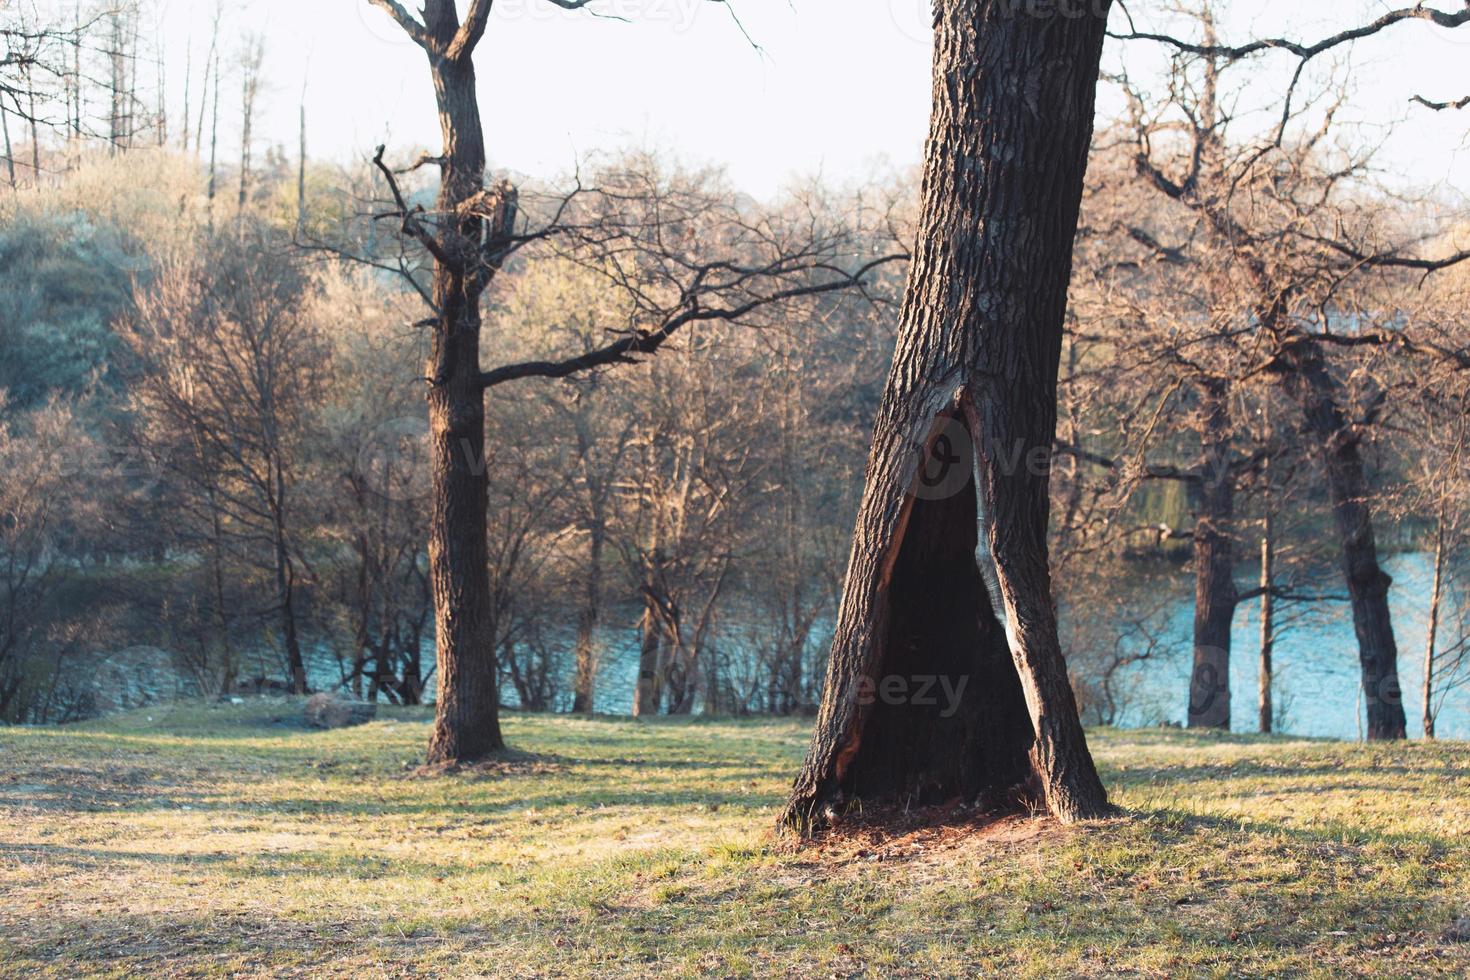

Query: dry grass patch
1 700 1467 977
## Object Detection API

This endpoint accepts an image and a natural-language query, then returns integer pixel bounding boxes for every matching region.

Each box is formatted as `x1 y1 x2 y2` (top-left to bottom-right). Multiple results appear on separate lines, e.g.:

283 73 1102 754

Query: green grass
1 701 1467 977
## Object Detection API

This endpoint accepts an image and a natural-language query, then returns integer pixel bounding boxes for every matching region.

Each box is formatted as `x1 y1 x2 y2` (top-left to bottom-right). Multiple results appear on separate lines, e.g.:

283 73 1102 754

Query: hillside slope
2 701 1467 977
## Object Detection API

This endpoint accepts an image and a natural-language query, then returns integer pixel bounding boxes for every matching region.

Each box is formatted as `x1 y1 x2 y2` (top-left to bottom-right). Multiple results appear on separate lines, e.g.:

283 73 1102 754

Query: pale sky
147 0 1468 200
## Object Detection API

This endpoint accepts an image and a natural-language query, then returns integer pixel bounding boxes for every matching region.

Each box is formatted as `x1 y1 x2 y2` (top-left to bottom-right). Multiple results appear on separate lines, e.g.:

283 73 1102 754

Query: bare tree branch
540 0 759 47
447 0 495 61
1299 233 1470 274
371 145 453 269
478 253 907 389
1412 93 1470 111
365 0 431 48
1110 3 1470 64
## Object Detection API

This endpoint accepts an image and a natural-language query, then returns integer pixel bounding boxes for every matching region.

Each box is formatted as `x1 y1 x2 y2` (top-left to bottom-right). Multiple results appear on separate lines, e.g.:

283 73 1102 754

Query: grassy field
1 701 1467 978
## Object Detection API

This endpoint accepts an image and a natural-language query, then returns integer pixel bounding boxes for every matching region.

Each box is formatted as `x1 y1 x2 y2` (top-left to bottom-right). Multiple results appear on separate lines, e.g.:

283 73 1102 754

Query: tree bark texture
781 0 1114 831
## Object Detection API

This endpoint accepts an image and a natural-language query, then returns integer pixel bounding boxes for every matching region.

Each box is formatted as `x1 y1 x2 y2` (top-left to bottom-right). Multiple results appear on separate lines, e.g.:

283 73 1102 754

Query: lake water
554 551 1468 740
281 550 1467 740
1103 551 1468 740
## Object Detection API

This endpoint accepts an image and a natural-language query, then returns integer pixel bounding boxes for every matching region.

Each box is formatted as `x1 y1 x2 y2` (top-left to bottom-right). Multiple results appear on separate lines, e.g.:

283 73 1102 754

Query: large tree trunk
1189 383 1236 729
1276 336 1406 740
423 38 504 765
782 0 1114 832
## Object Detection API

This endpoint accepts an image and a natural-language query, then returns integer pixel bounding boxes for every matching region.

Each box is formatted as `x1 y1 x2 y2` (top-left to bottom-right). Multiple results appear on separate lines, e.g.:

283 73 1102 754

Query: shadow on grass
1107 760 1459 786
1127 806 1464 853
0 758 788 819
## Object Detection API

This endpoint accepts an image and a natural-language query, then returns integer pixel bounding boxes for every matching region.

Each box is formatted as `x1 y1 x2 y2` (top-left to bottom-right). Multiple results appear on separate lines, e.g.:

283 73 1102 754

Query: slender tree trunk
659 598 693 716
782 0 1114 831
1054 340 1087 570
1276 336 1407 740
422 43 503 765
1422 503 1445 740
272 475 307 694
296 94 307 237
71 2 81 160
675 568 728 716
1189 383 1236 729
633 603 663 717
1259 518 1275 734
666 647 695 716
772 363 811 714
125 13 139 149
238 43 261 223
207 56 219 222
155 28 166 146
26 80 40 180
110 12 124 152
279 562 307 694
1258 402 1275 734
402 601 427 706
571 520 603 714
195 18 217 162
571 409 605 715
208 489 236 693
1 105 16 190
181 38 192 152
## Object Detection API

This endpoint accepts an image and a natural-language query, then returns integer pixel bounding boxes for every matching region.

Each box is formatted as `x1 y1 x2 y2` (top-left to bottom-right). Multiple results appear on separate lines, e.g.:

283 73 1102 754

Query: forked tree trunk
1189 383 1236 730
422 40 503 765
1276 336 1407 740
781 0 1114 831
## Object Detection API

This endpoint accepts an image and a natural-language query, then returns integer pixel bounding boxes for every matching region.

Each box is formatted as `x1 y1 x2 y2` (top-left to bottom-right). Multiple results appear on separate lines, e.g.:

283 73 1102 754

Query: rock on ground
303 693 376 729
